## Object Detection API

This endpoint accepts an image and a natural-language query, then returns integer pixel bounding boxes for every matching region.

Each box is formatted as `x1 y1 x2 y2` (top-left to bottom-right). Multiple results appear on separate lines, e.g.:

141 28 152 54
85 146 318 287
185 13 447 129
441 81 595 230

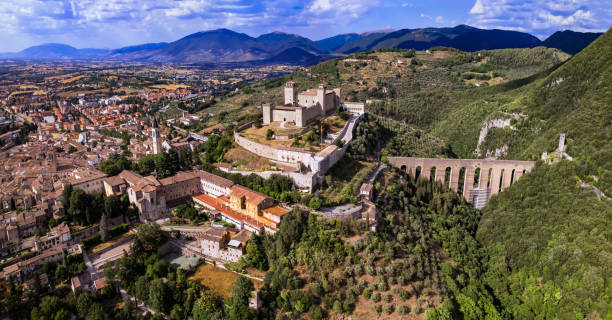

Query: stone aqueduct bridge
387 157 535 208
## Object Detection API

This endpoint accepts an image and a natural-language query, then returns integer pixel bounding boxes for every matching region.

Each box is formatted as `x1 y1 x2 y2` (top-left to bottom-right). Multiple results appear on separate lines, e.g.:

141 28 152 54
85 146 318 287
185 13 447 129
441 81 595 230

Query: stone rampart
229 170 316 191
234 130 314 169
234 114 362 190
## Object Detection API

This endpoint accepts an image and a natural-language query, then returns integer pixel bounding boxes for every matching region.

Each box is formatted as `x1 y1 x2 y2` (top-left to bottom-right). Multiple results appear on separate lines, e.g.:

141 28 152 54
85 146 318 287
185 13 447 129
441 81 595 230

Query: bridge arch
415 166 422 180
430 166 437 183
473 167 481 188
486 168 493 188
457 167 466 194
444 167 452 188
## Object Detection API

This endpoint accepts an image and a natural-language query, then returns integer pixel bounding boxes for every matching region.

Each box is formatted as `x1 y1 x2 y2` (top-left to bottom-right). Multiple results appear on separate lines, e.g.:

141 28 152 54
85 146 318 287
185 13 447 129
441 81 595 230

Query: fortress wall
236 122 254 132
301 105 322 126
233 114 362 191
229 169 316 190
324 93 336 113
271 109 296 123
234 131 314 169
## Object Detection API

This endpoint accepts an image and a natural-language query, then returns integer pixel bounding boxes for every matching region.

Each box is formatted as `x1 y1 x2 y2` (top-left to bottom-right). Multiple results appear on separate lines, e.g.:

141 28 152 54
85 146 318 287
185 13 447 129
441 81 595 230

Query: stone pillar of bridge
489 168 502 195
409 166 417 178
513 170 524 182
476 167 485 189
501 168 513 191
449 167 460 192
463 167 475 203
435 167 445 184
421 166 431 181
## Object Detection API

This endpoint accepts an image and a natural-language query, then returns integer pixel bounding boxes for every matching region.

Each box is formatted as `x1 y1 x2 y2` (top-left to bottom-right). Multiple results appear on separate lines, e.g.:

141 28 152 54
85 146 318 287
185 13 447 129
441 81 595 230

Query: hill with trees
543 30 603 54
195 28 611 319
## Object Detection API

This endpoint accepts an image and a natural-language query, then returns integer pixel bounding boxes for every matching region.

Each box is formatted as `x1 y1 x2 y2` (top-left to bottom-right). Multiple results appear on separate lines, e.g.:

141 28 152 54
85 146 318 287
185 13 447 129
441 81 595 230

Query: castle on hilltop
262 82 363 128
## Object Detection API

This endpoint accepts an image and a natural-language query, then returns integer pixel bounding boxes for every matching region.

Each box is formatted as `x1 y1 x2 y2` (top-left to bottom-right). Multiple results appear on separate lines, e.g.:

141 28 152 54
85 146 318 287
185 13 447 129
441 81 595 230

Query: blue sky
1 0 610 51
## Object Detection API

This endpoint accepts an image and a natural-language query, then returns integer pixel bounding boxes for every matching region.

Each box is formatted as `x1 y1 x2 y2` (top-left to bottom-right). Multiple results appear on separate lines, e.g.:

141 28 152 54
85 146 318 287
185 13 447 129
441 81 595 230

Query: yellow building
229 185 274 219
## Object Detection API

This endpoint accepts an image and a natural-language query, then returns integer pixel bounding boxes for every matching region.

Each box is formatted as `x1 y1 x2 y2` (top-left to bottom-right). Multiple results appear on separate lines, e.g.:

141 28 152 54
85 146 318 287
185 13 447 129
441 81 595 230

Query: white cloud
468 0 611 38
307 0 380 19
470 0 484 14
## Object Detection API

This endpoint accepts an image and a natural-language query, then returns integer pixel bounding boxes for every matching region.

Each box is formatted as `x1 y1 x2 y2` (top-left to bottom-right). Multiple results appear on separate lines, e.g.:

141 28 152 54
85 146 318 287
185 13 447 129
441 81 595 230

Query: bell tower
151 117 162 155
284 82 297 105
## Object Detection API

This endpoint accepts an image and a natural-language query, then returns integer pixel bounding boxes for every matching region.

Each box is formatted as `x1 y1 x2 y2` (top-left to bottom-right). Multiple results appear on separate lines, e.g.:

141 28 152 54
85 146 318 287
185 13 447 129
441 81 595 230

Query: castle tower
49 148 58 172
284 82 297 105
333 88 342 108
37 124 45 141
558 133 566 152
151 117 162 155
317 84 326 115
262 103 272 125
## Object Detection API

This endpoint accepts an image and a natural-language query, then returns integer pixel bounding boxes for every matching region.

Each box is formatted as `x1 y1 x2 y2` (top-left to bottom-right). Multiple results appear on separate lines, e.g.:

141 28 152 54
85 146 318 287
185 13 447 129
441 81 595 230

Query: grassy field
320 157 375 203
188 264 263 300
61 75 86 84
150 84 190 90
225 144 295 172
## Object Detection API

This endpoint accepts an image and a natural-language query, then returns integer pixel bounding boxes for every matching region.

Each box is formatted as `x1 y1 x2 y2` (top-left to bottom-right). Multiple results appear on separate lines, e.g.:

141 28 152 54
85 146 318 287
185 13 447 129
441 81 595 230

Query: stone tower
317 84 326 115
262 103 272 125
151 117 162 155
48 147 58 172
284 82 297 105
558 133 566 152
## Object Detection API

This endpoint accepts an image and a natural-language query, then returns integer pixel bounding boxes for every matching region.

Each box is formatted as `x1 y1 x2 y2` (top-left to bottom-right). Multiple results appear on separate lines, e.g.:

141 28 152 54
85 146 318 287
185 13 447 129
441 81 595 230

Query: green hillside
479 161 612 319
474 28 612 319
187 34 611 319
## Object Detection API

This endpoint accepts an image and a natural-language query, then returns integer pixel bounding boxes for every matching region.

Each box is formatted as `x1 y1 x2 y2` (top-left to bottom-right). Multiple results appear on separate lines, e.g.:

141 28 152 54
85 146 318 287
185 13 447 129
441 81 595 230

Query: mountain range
0 26 602 65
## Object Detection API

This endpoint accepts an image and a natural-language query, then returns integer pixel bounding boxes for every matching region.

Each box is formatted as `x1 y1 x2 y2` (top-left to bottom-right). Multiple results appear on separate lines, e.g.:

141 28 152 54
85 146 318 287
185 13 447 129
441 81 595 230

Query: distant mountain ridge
542 30 603 54
314 33 362 52
334 25 543 53
0 43 110 60
0 26 603 65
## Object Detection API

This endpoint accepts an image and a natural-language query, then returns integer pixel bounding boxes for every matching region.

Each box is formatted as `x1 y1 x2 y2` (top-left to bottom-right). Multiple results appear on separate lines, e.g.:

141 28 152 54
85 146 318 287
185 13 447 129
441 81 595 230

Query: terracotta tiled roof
159 171 198 186
196 170 234 188
230 185 270 206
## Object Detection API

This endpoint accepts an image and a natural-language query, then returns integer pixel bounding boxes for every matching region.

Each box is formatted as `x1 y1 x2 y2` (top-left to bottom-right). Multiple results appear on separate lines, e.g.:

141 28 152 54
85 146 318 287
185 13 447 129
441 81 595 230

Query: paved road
580 181 610 200
91 240 132 270
365 162 386 184
160 225 211 233
319 203 362 215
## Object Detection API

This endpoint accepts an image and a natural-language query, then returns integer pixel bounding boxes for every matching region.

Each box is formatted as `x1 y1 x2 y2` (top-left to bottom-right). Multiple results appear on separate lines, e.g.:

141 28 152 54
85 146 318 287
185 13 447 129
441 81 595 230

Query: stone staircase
471 188 490 209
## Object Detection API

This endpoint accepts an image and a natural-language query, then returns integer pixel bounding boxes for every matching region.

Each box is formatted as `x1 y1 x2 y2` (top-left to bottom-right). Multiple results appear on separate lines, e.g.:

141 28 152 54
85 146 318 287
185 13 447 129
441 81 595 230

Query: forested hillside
179 30 612 319
473 28 612 319
479 161 612 319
